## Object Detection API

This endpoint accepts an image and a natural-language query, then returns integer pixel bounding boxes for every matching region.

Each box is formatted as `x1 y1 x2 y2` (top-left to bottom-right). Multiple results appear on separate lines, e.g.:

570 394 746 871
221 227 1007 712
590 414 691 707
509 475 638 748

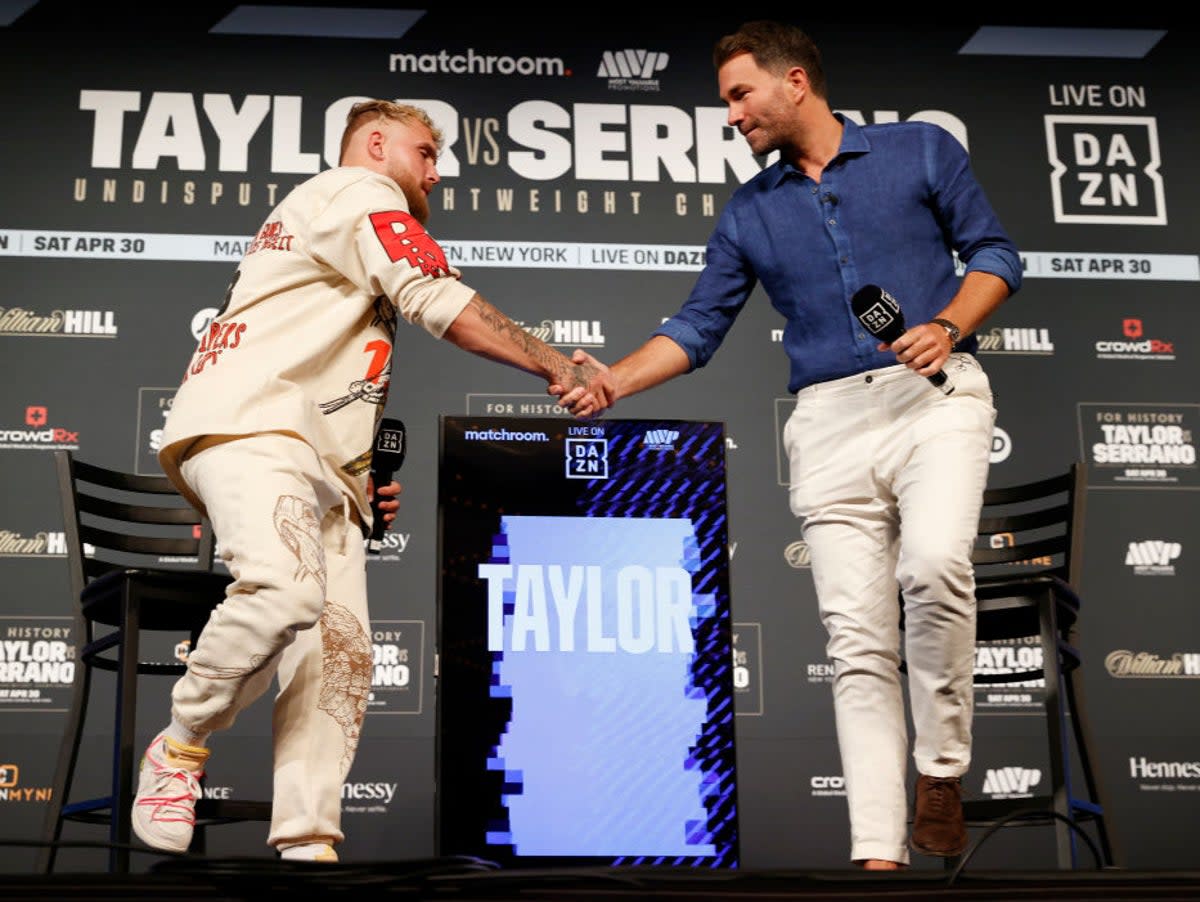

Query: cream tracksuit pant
172 433 371 851
783 353 995 865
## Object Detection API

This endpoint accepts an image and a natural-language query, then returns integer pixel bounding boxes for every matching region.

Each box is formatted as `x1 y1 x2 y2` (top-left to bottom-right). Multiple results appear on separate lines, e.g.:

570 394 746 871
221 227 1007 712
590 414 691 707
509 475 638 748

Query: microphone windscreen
850 284 906 344
368 417 407 549
371 418 407 476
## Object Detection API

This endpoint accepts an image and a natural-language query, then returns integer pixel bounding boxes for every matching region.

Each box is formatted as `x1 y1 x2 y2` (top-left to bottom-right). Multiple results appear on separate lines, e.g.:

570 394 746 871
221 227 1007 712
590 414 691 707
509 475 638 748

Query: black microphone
850 285 954 395
367 417 406 554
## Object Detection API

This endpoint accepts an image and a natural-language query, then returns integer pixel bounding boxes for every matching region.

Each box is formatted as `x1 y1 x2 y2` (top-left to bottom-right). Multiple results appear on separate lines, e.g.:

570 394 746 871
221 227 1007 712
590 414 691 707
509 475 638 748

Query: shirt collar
766 112 869 187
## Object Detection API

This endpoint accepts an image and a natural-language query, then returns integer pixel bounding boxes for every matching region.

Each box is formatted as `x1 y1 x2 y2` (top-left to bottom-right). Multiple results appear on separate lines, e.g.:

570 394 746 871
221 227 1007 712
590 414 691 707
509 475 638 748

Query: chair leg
37 644 94 874
1039 594 1075 868
1064 667 1120 867
111 596 142 874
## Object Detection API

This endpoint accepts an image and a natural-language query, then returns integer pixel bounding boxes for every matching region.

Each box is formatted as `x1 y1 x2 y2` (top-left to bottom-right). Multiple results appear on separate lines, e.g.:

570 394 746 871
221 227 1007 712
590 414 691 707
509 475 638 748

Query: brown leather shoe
911 774 967 857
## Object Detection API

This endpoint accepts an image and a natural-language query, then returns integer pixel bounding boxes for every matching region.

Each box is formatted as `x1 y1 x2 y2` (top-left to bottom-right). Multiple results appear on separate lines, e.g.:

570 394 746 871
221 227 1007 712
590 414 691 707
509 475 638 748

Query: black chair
40 449 271 873
902 461 1119 869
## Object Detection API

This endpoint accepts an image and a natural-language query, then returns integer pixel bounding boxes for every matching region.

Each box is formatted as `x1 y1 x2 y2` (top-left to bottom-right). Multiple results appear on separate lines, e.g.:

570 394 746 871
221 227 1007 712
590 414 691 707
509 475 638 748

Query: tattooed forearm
469 295 578 381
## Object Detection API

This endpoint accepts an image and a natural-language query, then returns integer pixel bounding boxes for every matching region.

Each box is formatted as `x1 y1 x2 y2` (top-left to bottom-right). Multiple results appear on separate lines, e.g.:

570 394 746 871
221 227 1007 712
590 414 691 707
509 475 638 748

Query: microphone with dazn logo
367 417 406 555
850 284 954 396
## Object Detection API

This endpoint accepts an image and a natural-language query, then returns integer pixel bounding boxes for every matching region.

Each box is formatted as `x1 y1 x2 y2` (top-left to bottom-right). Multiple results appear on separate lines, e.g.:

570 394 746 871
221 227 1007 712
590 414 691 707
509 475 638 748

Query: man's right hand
550 349 615 419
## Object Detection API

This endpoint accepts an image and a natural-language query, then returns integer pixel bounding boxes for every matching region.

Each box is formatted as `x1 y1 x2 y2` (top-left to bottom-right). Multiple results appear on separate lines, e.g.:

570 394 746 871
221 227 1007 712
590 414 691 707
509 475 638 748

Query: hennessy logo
784 540 811 568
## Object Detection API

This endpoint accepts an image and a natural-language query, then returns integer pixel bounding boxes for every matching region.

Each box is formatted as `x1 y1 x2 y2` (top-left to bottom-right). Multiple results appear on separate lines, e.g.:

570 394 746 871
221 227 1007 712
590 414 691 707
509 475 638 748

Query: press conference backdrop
0 8 1196 873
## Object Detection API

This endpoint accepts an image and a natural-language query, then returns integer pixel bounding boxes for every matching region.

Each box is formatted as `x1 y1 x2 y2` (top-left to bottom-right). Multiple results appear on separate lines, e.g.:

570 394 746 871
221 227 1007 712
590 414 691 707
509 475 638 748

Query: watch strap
930 317 962 345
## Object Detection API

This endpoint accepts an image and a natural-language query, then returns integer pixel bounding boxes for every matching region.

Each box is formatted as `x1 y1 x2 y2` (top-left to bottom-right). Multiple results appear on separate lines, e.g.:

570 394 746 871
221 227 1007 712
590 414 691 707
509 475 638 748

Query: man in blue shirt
558 21 1021 869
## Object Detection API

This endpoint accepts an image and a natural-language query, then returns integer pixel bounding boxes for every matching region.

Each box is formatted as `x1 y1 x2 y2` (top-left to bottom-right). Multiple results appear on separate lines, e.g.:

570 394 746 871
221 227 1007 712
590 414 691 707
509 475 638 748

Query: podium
434 416 739 868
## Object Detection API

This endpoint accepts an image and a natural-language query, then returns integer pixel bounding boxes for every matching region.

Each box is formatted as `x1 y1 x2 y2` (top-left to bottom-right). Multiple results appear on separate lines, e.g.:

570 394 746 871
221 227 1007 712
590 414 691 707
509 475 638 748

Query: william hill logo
521 319 605 347
643 428 679 451
0 307 117 337
975 326 1054 355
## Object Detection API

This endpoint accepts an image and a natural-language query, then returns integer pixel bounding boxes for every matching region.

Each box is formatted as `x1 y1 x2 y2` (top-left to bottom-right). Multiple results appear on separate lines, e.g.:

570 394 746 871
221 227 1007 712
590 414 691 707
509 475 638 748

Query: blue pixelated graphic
480 516 716 856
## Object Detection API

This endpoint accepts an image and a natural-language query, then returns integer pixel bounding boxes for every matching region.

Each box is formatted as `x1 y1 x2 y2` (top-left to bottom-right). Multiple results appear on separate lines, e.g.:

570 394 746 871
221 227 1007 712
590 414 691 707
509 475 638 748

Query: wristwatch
930 317 962 346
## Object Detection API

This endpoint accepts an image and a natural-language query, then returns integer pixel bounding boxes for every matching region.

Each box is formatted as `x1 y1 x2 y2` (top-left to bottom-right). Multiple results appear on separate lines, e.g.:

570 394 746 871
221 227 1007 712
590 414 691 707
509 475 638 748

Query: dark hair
713 20 827 98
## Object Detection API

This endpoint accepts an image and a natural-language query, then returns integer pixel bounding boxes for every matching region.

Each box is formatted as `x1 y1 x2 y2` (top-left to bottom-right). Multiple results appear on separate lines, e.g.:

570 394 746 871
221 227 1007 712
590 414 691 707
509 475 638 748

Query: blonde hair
339 100 443 163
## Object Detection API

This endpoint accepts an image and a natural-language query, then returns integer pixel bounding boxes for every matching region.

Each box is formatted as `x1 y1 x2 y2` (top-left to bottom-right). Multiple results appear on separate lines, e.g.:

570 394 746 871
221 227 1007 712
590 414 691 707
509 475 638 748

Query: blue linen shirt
653 115 1023 393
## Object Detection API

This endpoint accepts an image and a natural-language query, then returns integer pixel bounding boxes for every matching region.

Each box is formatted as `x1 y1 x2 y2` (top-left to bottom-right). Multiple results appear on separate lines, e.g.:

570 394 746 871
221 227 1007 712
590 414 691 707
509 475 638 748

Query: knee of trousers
283 576 328 631
896 548 974 601
224 566 328 638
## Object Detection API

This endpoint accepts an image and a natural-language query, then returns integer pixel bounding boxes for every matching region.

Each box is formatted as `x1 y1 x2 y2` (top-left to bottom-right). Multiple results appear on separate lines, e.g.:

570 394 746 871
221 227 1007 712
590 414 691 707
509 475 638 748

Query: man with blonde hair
134 100 609 862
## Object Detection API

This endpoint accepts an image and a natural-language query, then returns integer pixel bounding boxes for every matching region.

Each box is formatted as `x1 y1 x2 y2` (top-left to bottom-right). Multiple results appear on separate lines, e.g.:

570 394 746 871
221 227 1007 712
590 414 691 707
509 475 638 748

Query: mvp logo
1044 115 1166 225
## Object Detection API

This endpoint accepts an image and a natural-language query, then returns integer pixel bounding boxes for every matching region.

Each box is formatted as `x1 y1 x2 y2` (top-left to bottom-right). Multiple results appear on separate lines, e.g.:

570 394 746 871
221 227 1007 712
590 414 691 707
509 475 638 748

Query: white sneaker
279 841 339 862
130 731 209 853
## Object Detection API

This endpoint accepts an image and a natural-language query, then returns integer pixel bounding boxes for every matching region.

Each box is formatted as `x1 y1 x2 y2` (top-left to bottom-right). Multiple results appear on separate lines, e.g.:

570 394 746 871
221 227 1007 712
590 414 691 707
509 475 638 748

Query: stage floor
4 859 1200 902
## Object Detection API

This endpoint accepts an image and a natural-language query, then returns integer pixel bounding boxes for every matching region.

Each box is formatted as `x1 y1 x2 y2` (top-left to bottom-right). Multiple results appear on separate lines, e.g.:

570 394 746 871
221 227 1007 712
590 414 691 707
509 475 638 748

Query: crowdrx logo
809 775 846 797
0 406 80 450
1095 317 1175 361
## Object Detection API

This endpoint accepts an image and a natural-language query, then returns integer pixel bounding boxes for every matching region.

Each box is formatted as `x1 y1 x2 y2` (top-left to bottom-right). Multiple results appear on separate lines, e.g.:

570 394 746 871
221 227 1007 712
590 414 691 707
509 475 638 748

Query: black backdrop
0 5 1195 873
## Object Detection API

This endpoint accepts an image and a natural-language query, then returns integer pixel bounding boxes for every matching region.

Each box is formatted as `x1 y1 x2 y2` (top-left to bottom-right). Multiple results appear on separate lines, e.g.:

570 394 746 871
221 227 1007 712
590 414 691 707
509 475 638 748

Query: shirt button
865 375 874 384
828 219 836 226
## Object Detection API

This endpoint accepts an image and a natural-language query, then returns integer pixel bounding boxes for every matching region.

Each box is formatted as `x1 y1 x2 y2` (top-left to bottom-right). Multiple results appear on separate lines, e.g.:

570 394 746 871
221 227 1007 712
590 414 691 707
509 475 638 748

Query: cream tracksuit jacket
159 166 475 525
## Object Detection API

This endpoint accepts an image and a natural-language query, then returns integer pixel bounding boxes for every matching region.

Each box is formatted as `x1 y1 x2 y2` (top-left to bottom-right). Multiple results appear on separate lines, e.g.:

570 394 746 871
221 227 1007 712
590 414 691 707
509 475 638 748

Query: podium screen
435 415 739 868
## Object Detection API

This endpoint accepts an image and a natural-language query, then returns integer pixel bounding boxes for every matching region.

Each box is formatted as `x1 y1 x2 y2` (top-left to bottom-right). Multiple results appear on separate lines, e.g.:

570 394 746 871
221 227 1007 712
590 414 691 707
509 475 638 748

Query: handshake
547 349 615 420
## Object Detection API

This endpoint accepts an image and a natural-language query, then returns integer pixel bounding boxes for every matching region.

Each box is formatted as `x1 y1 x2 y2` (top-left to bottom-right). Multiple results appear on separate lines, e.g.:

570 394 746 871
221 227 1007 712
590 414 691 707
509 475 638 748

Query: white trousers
173 433 371 850
784 353 995 864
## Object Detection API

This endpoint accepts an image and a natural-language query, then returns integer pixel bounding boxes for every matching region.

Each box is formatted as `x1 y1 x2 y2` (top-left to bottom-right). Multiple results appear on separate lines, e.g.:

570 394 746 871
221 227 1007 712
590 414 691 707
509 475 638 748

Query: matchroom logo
1045 115 1166 225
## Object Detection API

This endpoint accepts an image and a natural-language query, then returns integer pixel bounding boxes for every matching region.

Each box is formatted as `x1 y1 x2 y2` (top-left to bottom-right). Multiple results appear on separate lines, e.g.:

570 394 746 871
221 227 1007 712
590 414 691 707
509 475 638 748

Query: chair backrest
971 461 1088 591
54 449 216 601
